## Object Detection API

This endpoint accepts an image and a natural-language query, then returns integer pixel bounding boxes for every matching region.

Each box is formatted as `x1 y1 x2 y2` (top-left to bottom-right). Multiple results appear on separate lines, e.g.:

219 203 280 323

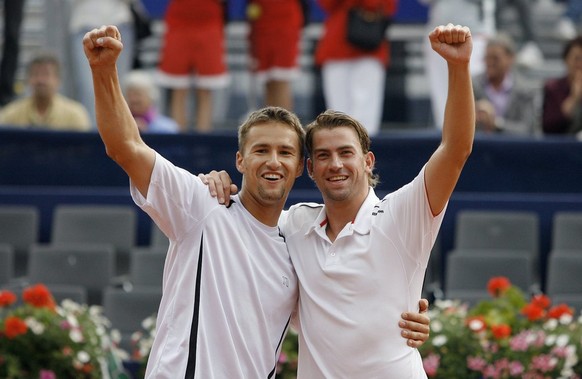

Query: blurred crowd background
1 0 581 137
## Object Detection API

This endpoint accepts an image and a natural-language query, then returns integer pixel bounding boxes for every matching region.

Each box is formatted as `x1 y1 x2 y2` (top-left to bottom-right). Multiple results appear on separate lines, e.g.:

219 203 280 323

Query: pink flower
278 352 288 364
494 357 510 370
422 353 440 377
39 370 56 379
467 356 487 371
530 354 557 372
483 364 499 378
508 361 525 376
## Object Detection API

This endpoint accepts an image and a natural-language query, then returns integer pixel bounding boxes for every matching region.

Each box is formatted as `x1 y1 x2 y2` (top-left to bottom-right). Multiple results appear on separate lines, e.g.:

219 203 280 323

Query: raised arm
83 25 155 197
425 24 475 216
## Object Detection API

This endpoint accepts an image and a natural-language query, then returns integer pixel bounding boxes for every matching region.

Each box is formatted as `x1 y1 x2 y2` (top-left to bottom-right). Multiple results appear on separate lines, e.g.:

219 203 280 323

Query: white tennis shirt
279 167 443 378
131 154 298 378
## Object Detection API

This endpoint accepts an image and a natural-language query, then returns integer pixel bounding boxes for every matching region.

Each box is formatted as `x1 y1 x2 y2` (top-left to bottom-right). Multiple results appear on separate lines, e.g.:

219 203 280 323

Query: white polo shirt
131 153 298 379
280 167 443 378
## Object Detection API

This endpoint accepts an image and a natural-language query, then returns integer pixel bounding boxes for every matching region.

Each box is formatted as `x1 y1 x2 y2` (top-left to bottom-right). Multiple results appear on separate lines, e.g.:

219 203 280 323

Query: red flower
487 277 511 297
3 316 28 338
548 304 574 319
0 290 17 307
22 284 56 311
531 294 551 309
491 324 512 339
521 303 545 321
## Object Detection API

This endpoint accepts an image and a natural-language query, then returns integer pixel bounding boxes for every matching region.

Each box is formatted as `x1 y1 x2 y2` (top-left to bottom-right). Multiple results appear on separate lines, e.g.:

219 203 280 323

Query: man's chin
258 187 287 203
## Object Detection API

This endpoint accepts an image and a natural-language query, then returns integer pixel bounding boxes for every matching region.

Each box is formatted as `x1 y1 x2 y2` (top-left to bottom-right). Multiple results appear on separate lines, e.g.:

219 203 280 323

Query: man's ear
306 158 314 179
235 151 244 174
296 159 305 178
365 151 375 174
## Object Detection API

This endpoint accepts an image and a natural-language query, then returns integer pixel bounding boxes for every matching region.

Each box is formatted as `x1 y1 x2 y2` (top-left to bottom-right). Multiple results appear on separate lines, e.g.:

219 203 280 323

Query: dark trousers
0 0 25 106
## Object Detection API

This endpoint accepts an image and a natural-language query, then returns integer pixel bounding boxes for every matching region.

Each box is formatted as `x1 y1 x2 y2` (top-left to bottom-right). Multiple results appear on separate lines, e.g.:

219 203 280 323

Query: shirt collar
306 187 380 236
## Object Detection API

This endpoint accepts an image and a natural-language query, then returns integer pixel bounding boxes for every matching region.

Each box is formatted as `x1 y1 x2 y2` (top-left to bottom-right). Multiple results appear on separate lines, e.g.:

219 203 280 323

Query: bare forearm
442 63 475 160
92 67 141 159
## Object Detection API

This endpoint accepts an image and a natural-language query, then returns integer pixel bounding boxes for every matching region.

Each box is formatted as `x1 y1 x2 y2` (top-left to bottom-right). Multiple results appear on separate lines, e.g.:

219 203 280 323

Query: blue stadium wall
1 129 582 290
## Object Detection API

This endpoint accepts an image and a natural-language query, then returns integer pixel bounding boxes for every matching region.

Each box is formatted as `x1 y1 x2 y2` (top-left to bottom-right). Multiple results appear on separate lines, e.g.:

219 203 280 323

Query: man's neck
323 189 369 242
33 96 53 115
238 190 285 227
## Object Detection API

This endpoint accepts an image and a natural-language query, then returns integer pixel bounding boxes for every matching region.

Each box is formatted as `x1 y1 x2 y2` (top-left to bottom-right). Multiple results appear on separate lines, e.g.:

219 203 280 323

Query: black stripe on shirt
185 234 204 378
267 315 292 379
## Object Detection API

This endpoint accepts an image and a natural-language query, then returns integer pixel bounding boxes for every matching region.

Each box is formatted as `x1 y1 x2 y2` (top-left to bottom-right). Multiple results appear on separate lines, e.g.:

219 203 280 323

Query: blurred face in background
565 45 582 81
28 62 60 101
126 86 152 117
484 44 514 85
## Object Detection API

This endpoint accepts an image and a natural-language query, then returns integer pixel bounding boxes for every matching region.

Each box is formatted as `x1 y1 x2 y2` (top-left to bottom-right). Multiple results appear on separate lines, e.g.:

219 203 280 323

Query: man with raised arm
203 23 475 377
82 25 430 378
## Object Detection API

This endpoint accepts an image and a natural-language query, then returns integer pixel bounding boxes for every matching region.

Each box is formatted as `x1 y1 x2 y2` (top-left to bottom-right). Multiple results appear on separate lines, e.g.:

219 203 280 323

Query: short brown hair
238 106 305 159
305 110 379 187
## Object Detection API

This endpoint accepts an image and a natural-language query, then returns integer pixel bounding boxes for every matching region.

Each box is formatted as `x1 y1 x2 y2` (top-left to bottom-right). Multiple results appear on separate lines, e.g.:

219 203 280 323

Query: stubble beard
258 184 286 202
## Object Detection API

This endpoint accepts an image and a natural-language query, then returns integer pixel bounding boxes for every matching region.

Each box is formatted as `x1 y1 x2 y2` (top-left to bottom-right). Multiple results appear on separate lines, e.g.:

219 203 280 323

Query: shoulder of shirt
286 201 322 221
288 201 323 212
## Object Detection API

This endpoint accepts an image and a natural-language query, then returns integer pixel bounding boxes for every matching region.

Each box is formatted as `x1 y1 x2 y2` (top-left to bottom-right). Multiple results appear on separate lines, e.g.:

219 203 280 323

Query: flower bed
0 284 125 379
419 277 582 378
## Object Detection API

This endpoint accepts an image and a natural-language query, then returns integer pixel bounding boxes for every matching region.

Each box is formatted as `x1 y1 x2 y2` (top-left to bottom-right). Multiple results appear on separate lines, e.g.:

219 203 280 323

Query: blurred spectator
0 0 25 106
473 33 541 136
156 0 229 133
0 53 90 131
123 70 179 134
542 35 582 136
247 0 305 111
421 0 495 129
556 0 582 40
68 0 135 125
314 0 398 136
495 0 544 69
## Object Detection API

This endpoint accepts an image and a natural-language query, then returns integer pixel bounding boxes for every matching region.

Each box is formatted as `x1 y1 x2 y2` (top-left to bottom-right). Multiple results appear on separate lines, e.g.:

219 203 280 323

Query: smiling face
236 122 304 210
307 126 374 205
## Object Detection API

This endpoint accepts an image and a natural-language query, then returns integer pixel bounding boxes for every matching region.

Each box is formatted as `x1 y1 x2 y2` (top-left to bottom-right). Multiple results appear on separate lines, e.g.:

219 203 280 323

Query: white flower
142 315 156 330
560 313 573 325
546 334 557 346
111 329 122 344
556 334 570 347
435 299 455 309
431 320 443 333
70 328 84 343
468 318 485 332
544 318 558 330
77 350 91 363
25 317 45 335
432 335 447 347
67 314 79 329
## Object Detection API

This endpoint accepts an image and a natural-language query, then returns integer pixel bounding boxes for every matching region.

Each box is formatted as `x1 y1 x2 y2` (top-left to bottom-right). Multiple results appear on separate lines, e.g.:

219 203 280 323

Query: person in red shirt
315 0 397 136
157 0 229 132
247 0 305 111
542 35 582 136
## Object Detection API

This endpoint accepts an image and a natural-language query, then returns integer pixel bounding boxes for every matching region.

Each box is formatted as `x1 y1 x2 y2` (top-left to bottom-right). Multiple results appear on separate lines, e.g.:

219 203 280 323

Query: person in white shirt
82 25 430 378
204 23 475 378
